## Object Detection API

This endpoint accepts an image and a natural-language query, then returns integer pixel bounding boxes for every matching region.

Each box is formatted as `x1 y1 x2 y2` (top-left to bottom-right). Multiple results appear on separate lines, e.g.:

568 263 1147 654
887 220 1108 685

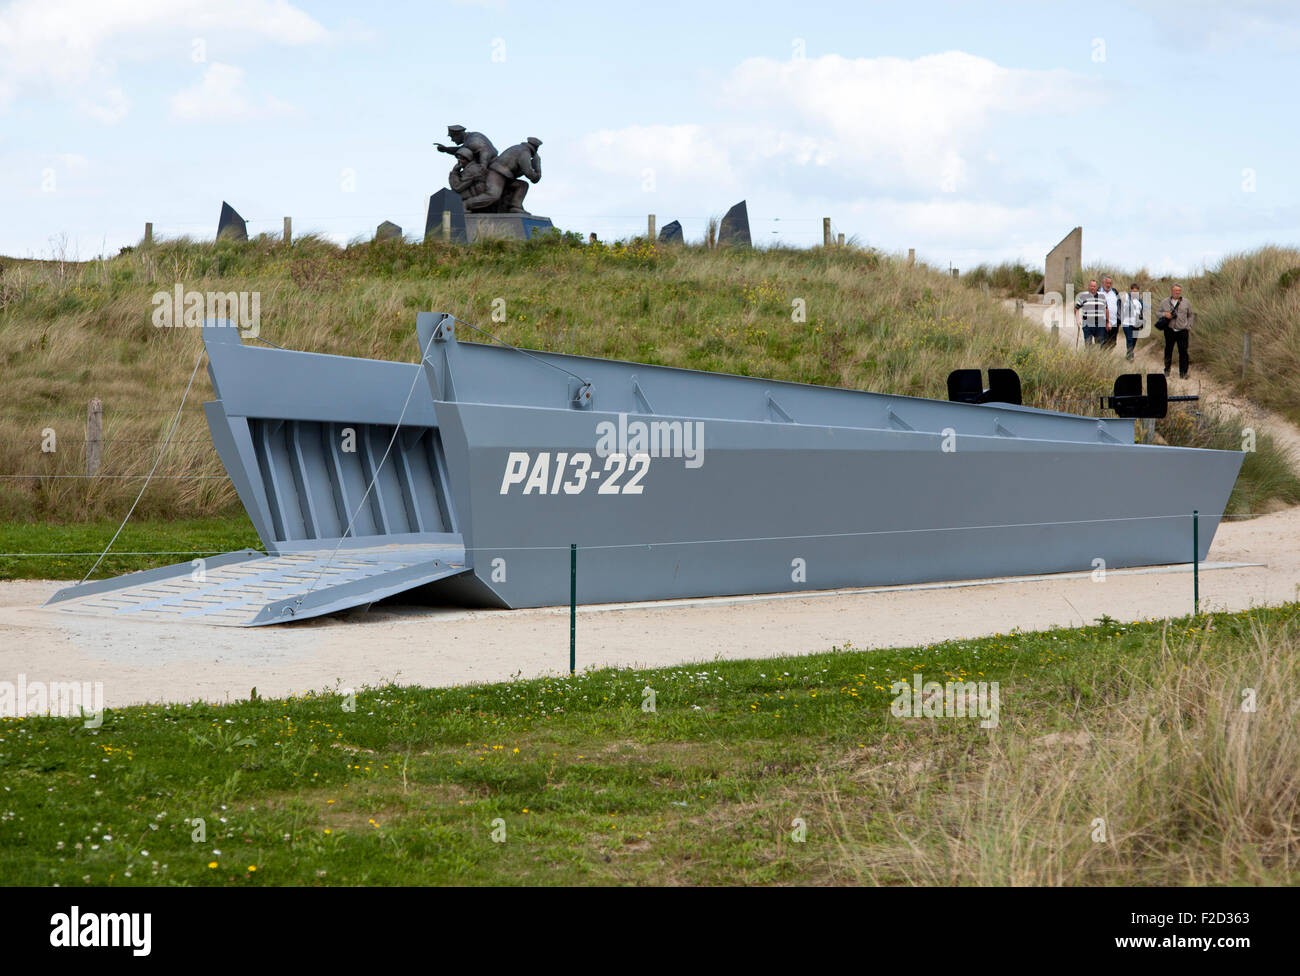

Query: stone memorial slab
425 189 468 243
375 221 403 242
658 219 684 245
217 202 248 242
718 200 751 247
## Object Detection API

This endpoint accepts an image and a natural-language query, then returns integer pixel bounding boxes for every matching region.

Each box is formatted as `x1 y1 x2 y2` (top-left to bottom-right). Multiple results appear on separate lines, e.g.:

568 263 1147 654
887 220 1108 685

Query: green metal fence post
1192 510 1199 616
569 543 577 675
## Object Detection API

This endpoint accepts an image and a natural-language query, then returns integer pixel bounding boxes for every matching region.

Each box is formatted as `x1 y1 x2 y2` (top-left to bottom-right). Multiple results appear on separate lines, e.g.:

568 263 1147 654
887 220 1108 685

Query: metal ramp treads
44 544 469 627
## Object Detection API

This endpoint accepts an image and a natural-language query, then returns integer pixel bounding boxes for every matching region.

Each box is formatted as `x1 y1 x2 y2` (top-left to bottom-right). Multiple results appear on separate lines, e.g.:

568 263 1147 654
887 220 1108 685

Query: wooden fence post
648 214 656 241
86 399 102 477
1242 333 1251 381
837 233 845 247
283 216 292 245
823 218 831 248
907 248 915 266
143 222 153 246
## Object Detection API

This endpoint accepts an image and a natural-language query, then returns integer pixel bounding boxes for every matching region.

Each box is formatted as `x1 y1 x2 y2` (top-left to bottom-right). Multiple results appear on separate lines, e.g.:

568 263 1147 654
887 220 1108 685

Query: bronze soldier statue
435 125 497 170
437 124 543 213
448 146 489 202
464 137 542 214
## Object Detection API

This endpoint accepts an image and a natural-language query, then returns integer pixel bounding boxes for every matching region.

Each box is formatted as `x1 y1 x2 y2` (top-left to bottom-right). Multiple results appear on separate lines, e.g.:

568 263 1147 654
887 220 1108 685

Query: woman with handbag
1156 284 1192 378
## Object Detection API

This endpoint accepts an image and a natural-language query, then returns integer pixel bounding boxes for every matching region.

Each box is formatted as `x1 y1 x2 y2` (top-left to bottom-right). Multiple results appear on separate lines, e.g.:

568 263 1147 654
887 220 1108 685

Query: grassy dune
0 234 1290 549
2 604 1295 886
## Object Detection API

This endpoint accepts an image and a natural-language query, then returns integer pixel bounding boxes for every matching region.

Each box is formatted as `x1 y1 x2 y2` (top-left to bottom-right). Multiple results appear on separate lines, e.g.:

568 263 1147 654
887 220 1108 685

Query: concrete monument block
375 221 403 242
1043 226 1082 297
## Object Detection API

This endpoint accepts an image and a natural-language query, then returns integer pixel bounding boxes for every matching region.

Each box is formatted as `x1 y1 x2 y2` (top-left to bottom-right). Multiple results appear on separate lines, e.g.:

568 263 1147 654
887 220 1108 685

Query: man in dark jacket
1157 284 1193 378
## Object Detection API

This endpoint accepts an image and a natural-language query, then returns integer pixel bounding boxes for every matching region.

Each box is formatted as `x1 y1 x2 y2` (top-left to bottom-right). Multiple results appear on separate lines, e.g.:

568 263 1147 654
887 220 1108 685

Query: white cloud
170 63 295 121
0 0 327 121
717 52 1087 195
563 52 1105 257
79 87 130 125
580 53 1096 204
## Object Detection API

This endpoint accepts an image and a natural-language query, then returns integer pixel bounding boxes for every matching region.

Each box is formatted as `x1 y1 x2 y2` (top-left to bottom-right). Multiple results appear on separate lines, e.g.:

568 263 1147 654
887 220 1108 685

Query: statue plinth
465 213 554 242
425 189 553 244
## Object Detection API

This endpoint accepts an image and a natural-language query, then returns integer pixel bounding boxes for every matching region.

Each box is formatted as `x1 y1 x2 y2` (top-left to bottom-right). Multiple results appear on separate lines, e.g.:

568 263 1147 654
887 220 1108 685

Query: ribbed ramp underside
45 544 468 627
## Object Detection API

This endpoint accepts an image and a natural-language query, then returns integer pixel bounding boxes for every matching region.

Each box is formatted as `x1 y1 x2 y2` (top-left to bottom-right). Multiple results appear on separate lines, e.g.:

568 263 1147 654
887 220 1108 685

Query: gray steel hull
435 400 1241 607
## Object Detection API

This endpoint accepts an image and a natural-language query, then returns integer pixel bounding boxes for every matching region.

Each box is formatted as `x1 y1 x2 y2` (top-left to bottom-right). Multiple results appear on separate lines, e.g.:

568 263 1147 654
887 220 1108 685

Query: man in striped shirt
1075 279 1109 345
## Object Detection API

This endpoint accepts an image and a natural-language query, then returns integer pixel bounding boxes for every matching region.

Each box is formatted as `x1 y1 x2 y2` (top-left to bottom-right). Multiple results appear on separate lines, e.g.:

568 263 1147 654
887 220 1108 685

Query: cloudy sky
2 0 1297 273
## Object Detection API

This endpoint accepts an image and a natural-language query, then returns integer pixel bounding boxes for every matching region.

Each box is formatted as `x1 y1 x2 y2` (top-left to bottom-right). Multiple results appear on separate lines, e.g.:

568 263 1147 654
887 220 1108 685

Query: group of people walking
1074 276 1192 378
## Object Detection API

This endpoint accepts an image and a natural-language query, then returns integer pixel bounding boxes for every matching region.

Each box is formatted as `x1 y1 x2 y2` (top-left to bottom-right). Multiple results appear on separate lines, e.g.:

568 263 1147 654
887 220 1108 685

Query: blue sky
2 0 1297 273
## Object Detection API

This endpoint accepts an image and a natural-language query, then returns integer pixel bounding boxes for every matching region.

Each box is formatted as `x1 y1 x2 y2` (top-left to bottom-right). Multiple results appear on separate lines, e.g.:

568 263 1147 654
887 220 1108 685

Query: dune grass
961 261 1044 297
1 603 1295 886
0 516 260 581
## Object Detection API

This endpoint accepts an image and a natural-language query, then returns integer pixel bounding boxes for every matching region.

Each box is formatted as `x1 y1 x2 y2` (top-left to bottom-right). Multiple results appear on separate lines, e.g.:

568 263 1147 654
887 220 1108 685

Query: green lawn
0 517 261 581
3 604 1296 886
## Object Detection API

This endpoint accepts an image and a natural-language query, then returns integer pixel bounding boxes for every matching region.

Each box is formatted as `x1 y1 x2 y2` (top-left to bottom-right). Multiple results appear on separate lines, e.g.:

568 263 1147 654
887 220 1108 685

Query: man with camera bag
1156 283 1192 378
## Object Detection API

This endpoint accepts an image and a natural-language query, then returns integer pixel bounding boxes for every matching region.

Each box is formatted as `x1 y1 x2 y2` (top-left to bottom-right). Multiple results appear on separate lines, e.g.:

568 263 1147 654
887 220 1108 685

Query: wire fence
79 210 860 252
0 509 1268 560
0 509 1252 637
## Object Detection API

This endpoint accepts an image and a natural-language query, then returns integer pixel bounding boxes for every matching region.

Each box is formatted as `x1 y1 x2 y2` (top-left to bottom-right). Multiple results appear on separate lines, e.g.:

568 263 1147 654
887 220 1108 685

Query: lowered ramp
45 320 475 626
45 543 469 627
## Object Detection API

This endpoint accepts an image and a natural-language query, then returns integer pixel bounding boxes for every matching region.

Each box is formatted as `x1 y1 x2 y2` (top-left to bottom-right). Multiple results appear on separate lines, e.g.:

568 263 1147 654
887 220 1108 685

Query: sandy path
2 508 1297 708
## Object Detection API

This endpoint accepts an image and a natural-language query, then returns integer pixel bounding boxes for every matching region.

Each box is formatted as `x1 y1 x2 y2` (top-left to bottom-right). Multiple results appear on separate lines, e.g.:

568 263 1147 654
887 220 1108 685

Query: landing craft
45 313 1243 626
